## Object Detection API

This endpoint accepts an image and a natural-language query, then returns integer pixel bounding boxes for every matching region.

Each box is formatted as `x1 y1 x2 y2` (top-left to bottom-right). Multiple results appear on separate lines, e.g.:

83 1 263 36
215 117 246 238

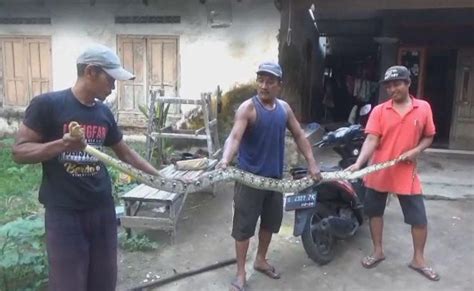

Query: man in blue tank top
218 62 321 291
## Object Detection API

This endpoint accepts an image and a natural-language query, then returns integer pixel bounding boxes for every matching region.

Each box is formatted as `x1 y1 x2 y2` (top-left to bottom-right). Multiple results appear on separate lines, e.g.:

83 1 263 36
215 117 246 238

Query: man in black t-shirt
12 44 160 291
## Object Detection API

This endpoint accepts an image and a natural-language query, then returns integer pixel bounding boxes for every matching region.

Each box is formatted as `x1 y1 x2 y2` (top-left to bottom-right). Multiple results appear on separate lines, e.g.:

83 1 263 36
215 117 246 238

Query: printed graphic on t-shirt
59 123 108 177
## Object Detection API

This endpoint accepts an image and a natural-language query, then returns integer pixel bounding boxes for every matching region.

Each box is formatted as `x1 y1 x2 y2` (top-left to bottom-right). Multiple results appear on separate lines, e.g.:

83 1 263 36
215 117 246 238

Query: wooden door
117 36 178 126
450 49 474 150
0 37 51 107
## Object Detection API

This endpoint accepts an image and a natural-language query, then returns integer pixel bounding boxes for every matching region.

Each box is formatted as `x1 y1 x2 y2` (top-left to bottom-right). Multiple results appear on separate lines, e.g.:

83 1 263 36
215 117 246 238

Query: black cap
380 65 410 84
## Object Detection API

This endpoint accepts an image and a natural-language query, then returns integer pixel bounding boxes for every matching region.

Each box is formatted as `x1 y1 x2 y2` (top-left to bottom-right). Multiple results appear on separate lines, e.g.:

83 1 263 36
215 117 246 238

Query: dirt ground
117 181 474 291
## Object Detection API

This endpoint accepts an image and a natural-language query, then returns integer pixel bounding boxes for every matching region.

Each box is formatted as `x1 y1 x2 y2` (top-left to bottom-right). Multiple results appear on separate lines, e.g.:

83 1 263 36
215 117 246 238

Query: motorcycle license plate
284 192 317 211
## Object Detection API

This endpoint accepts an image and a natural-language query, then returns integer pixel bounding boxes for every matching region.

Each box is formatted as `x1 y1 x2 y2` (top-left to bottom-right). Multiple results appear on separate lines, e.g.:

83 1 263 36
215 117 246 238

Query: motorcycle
285 124 367 265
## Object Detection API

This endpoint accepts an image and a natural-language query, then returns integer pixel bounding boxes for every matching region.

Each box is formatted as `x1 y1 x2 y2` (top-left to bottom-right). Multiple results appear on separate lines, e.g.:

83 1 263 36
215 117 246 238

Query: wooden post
201 93 214 156
125 201 132 239
146 90 157 162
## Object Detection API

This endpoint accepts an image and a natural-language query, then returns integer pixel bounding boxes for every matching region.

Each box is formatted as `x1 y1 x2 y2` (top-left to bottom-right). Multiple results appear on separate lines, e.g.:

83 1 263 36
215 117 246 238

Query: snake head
68 121 84 138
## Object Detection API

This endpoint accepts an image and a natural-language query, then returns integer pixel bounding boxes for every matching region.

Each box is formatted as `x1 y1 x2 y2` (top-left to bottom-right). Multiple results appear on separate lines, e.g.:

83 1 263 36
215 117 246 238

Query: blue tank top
238 96 287 178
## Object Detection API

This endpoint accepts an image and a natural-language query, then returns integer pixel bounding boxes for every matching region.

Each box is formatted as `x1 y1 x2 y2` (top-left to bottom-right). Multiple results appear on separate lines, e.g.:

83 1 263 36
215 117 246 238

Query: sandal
229 278 246 291
361 255 385 269
409 264 440 281
254 265 281 279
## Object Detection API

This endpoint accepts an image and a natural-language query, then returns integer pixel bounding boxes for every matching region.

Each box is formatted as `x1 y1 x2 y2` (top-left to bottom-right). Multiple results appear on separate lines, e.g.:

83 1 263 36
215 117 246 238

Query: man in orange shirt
347 66 439 281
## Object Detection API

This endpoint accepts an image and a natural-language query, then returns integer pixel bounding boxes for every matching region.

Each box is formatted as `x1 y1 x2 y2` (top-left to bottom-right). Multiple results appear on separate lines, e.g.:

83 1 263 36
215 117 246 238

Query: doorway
423 49 457 148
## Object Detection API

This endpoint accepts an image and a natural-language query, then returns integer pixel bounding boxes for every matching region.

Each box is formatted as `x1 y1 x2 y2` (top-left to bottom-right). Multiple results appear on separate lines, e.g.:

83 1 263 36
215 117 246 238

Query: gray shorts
232 182 283 241
364 188 427 226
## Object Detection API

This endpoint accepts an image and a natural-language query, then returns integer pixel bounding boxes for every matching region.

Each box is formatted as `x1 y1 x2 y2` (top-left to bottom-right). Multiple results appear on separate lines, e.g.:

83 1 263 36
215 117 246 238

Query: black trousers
45 202 117 291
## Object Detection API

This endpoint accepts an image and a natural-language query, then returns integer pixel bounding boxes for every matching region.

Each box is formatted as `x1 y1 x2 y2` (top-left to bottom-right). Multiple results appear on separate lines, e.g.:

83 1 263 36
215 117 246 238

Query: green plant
118 232 159 252
0 216 48 290
0 138 42 224
139 101 172 166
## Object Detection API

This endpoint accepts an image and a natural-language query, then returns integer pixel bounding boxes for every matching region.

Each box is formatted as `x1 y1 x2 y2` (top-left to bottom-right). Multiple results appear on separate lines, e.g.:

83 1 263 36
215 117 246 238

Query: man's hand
63 123 86 151
216 159 229 170
308 164 322 182
345 162 362 172
400 148 420 163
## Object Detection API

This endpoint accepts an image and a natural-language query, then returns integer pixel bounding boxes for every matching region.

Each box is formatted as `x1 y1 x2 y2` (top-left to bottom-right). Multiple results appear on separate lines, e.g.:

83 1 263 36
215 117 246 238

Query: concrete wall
0 0 280 134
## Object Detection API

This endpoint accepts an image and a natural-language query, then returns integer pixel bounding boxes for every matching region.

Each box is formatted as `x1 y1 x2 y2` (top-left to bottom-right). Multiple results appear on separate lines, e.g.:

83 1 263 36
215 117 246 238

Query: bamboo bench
120 159 217 242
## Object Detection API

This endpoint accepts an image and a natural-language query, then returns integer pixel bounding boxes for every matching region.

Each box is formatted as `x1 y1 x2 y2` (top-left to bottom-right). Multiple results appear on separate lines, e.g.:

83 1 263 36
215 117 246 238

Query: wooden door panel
450 49 474 150
118 37 146 111
3 39 28 106
27 39 52 97
149 39 163 86
163 40 177 87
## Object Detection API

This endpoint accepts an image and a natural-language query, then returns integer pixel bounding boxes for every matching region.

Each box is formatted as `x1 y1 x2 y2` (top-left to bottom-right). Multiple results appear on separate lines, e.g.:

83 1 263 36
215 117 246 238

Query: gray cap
256 61 282 79
76 44 135 81
380 65 410 84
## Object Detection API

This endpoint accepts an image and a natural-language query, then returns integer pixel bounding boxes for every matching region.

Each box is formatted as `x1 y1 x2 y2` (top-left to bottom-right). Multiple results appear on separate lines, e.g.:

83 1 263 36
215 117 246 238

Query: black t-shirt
23 89 123 210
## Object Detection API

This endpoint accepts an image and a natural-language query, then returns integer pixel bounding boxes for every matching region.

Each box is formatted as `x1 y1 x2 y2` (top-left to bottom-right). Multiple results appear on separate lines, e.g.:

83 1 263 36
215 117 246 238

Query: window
0 37 52 107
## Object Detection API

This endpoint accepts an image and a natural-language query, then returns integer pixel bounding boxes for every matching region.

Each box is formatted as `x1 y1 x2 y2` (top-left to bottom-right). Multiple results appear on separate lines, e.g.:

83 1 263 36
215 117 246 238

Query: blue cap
256 61 282 79
76 44 135 80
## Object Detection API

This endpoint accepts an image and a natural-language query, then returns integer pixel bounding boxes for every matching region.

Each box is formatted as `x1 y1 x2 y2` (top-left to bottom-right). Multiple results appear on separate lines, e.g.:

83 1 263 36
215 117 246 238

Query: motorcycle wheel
301 205 335 265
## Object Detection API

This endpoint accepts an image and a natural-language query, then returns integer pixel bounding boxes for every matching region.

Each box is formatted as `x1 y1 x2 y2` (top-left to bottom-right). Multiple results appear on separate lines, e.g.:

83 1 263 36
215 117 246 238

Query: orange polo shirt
363 97 436 195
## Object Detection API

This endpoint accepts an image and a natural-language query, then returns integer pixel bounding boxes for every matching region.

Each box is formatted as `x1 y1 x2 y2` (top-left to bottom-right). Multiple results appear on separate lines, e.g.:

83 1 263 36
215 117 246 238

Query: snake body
70 122 401 194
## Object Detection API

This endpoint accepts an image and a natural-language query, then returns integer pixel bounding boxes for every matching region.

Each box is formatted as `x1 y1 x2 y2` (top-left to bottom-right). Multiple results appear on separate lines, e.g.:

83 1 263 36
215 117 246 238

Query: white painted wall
0 0 280 105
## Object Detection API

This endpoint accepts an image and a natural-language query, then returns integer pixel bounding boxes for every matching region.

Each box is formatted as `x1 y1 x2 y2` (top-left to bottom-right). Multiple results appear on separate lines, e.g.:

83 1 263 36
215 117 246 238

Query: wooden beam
155 97 203 105
120 216 175 231
151 132 208 140
201 93 214 155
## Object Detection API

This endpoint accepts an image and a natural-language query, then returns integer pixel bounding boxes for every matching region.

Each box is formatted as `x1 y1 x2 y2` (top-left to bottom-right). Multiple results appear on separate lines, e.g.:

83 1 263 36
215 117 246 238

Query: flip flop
229 278 246 291
361 255 385 269
254 265 281 279
409 264 440 281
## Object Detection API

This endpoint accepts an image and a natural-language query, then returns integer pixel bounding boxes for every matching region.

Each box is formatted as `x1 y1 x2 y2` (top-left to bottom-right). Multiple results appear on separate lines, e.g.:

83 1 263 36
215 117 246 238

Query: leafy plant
138 101 172 166
0 216 48 290
0 138 42 224
118 232 159 252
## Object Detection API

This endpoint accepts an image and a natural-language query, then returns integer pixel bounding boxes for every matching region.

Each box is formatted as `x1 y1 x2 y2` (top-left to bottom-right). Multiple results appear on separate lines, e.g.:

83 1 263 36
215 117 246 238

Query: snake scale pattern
69 122 402 194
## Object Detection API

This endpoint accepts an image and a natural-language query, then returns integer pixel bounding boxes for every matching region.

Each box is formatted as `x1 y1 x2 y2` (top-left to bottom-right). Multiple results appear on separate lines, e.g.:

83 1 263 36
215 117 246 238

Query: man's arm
110 140 160 176
218 102 251 168
347 134 380 171
12 123 85 164
400 135 434 162
283 102 321 180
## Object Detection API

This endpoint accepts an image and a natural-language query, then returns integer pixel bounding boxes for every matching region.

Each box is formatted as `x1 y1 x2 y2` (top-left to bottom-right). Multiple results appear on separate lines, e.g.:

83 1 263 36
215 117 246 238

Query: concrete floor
117 181 474 291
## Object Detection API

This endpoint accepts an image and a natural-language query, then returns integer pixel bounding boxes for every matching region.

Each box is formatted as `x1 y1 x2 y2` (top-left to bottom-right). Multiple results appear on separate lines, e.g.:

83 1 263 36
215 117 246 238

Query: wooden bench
120 160 217 242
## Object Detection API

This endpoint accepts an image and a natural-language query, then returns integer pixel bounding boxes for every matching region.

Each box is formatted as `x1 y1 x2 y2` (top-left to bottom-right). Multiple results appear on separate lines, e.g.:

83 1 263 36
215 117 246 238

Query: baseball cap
380 65 410 84
76 44 135 80
256 61 282 79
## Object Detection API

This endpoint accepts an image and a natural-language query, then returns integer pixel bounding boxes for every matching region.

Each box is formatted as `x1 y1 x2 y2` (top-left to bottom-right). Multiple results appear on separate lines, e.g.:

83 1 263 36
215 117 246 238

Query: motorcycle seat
320 165 341 172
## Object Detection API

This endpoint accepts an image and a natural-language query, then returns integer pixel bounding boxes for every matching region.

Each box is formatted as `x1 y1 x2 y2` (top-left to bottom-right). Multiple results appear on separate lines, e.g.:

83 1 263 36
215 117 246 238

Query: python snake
69 122 401 194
